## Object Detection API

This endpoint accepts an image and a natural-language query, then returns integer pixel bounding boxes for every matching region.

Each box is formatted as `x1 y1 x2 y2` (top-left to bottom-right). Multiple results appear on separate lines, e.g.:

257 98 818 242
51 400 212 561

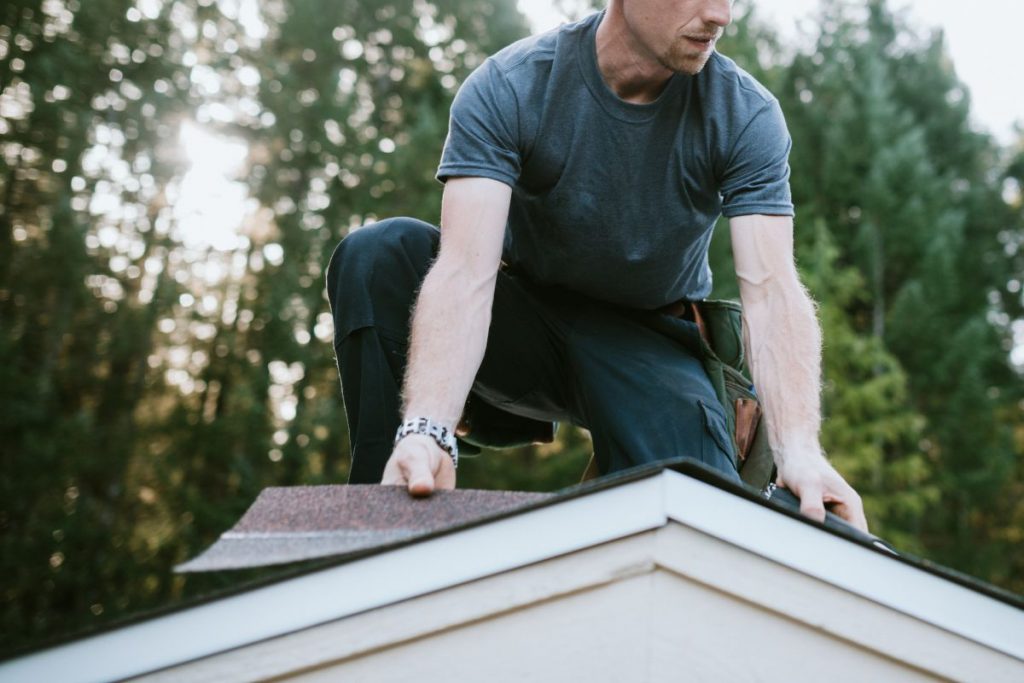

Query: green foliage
1 0 1022 656
1 0 198 653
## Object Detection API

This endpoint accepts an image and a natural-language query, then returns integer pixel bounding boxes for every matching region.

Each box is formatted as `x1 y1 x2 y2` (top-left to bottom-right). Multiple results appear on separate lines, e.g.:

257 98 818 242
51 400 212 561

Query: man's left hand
776 456 869 533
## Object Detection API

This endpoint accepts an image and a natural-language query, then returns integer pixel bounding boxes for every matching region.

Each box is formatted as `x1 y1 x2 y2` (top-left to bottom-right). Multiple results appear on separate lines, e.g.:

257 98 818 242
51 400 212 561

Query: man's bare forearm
401 257 496 427
731 215 866 529
731 215 824 469
380 178 508 493
399 177 510 430
740 277 824 468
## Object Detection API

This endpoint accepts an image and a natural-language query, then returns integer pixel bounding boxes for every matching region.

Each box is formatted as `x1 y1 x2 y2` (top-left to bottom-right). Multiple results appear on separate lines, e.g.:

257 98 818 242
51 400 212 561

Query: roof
179 459 898 573
3 459 1022 682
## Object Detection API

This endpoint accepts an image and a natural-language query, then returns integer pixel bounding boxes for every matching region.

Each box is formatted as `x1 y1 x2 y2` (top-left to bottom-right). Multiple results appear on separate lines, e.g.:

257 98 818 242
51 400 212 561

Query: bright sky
518 0 1023 144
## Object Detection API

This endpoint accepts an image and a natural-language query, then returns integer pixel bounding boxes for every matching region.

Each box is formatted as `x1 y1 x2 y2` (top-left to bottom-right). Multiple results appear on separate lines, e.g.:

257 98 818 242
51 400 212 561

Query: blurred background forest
2 0 1023 656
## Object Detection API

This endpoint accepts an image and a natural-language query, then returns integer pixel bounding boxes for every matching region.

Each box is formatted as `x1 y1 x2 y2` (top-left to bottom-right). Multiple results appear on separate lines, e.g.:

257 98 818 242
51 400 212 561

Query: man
326 0 869 532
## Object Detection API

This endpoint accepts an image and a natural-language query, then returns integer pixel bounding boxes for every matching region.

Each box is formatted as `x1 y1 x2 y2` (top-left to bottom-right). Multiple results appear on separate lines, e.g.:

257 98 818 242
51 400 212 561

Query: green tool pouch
690 299 777 493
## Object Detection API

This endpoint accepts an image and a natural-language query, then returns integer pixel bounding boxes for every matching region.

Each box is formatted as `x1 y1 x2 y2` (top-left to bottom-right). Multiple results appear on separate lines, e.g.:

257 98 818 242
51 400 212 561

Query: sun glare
173 121 251 251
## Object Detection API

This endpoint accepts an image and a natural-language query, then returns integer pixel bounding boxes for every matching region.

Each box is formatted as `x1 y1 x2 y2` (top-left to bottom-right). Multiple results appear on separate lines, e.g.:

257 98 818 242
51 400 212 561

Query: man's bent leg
326 217 438 483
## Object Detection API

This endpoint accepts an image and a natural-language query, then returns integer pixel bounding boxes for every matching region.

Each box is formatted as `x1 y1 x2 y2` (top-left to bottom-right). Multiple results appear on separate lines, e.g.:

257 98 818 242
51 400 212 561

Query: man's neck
594 6 675 104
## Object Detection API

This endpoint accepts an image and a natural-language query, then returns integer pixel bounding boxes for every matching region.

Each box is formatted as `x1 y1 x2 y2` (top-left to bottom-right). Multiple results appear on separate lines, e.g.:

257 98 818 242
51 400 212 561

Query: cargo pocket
699 400 739 475
374 326 408 380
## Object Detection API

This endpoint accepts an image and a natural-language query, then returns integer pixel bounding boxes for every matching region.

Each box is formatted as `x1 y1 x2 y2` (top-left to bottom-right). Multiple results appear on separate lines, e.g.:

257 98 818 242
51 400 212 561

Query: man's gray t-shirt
437 10 794 310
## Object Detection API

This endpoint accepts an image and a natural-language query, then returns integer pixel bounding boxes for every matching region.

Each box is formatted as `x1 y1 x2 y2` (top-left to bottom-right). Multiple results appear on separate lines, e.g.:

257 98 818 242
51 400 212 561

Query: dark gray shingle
176 485 553 572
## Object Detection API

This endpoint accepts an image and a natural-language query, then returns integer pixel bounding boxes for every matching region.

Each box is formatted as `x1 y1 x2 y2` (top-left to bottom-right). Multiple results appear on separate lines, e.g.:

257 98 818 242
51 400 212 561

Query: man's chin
661 50 714 76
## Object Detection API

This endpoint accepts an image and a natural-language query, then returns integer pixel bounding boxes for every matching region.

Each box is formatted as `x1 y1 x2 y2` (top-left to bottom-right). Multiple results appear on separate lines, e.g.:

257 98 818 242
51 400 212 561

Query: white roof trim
2 470 1021 683
0 476 666 683
659 473 1024 659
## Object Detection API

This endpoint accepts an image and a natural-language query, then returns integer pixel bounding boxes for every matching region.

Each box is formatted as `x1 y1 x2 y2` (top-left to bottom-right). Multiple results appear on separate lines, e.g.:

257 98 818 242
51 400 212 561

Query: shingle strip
176 485 554 572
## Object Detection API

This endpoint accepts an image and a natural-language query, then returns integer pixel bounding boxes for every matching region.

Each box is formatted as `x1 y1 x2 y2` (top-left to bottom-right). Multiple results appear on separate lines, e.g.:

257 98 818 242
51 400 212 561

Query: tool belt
685 299 776 492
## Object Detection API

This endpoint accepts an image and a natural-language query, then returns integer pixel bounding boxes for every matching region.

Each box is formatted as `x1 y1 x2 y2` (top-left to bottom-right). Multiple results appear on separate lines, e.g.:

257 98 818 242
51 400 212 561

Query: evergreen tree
1 0 195 650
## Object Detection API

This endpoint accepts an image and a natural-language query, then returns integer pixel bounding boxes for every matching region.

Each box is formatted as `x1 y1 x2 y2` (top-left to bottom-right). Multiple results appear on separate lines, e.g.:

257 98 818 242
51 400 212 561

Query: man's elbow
424 250 499 302
741 270 818 327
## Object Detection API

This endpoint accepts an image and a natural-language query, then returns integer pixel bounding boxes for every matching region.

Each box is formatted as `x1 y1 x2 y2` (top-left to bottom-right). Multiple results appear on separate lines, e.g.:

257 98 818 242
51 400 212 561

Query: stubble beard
659 35 719 76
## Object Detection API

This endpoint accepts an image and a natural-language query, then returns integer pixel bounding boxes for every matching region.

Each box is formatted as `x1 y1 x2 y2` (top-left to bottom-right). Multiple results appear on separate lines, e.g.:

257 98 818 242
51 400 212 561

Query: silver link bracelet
394 417 459 469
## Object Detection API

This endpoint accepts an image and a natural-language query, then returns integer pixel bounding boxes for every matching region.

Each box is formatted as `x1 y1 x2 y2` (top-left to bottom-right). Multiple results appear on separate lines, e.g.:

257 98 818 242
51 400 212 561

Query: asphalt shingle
176 485 553 572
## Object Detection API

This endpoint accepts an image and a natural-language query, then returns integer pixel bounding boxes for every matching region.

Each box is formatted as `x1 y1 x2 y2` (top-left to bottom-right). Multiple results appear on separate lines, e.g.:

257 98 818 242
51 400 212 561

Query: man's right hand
381 434 457 496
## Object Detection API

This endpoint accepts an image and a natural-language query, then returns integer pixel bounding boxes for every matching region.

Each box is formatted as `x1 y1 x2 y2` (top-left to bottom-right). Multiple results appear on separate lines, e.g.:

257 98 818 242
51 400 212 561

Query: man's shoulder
700 52 777 109
488 28 558 74
487 13 595 80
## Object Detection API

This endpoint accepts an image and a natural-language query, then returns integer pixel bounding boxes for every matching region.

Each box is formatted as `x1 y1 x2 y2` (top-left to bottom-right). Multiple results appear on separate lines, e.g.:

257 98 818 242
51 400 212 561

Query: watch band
394 417 459 468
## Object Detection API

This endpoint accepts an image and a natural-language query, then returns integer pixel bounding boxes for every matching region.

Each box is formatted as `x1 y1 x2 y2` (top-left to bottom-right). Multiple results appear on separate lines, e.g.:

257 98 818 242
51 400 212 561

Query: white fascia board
660 470 1024 661
0 476 667 683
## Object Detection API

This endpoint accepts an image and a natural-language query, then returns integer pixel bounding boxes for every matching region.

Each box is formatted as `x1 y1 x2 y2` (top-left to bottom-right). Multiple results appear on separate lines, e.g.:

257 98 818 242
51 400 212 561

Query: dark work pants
325 217 741 486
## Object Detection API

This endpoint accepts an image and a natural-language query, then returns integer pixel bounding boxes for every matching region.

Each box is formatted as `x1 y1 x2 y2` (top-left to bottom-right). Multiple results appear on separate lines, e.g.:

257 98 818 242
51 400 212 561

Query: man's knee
325 217 439 304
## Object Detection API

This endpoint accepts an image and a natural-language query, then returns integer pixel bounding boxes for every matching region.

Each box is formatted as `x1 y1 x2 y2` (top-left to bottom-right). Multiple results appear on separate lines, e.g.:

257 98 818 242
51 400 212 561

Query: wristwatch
394 417 459 469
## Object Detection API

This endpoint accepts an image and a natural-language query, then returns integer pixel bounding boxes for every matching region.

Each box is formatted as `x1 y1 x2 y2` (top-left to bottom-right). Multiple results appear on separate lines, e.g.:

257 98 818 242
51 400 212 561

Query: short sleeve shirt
437 10 794 309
